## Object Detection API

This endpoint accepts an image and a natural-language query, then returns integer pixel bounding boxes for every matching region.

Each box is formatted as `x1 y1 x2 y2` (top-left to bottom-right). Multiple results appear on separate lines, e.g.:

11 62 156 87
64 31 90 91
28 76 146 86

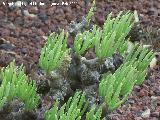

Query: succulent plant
95 11 134 59
74 25 101 56
39 30 68 73
45 91 88 120
45 91 102 120
98 43 154 111
99 63 137 111
0 60 40 111
124 44 154 84
113 62 137 95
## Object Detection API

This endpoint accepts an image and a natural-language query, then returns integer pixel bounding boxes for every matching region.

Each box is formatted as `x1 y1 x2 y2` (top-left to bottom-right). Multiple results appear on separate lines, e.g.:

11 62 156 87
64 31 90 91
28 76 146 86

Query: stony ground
0 0 160 120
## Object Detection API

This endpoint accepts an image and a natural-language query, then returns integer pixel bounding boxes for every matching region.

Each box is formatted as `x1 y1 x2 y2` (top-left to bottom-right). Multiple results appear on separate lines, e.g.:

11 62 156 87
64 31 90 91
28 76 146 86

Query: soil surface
0 0 160 120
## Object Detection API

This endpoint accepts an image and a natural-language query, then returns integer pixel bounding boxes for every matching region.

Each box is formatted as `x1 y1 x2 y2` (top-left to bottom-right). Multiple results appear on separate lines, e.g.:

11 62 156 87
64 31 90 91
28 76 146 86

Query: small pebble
134 86 141 92
0 43 15 51
21 48 28 54
23 10 37 18
135 117 143 120
141 109 150 118
127 98 135 104
151 112 160 117
38 12 48 21
151 96 158 101
139 89 148 97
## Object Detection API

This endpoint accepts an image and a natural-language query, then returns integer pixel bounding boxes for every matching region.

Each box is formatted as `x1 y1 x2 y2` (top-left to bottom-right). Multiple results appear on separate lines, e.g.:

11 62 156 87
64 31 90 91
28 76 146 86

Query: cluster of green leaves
99 45 154 111
124 44 154 85
74 25 101 55
99 63 136 111
38 2 153 117
95 11 134 59
74 11 134 59
45 91 102 120
0 61 40 111
39 30 68 73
